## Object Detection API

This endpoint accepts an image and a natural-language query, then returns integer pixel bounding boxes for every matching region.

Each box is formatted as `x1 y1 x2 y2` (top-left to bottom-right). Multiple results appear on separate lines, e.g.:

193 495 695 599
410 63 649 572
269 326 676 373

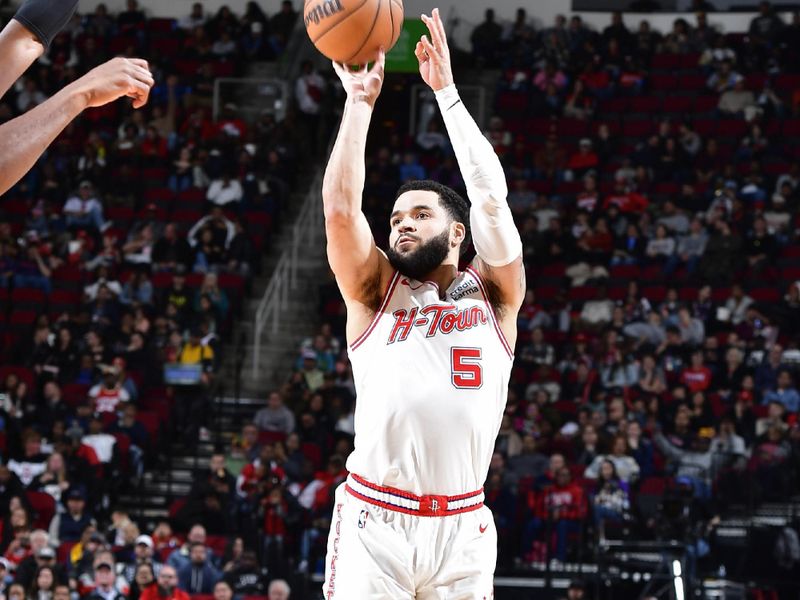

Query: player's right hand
332 48 385 107
72 57 155 110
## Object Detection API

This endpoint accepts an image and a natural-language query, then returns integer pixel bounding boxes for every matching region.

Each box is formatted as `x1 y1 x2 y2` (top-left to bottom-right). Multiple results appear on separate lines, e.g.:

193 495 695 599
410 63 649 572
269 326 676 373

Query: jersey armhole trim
349 270 401 352
465 266 514 359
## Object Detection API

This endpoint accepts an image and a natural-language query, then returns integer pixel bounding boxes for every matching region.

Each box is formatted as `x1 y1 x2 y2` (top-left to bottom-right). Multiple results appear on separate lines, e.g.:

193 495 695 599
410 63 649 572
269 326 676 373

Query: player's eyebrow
390 205 434 220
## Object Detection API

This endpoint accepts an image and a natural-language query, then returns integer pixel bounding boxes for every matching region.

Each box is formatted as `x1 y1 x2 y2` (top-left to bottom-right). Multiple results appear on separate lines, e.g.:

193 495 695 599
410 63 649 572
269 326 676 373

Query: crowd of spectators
3 0 800 595
0 0 302 598
208 2 800 585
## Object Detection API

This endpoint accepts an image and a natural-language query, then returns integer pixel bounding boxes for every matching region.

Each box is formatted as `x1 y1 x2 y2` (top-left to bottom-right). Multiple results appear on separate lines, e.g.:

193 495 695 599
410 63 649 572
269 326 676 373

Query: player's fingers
128 78 151 109
420 13 440 51
414 40 427 61
373 47 386 73
130 65 155 88
420 35 438 61
128 58 150 71
433 8 449 50
426 9 446 51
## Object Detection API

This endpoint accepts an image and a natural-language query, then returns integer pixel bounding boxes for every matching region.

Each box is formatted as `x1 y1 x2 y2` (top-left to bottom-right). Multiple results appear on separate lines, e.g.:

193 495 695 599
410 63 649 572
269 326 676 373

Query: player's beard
386 228 451 281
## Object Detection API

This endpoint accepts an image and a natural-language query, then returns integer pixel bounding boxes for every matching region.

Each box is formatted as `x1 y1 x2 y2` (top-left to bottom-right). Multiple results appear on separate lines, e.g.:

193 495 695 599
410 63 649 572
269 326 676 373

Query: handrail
252 171 323 380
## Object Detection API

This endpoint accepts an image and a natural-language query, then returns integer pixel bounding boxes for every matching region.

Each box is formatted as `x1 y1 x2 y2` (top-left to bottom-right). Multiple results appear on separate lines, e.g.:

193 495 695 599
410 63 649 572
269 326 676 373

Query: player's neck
419 262 460 300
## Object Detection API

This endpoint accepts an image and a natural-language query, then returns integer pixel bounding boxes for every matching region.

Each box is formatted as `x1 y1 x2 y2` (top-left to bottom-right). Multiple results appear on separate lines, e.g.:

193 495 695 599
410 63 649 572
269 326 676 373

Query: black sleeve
13 0 79 48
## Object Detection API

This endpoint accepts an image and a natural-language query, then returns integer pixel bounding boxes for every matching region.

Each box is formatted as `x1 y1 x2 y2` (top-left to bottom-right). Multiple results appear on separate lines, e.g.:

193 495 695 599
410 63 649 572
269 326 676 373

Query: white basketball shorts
322 477 497 599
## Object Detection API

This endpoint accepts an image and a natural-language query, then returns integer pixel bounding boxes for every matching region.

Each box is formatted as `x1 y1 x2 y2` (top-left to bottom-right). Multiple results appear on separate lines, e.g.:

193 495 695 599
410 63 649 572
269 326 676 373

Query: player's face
388 191 450 252
386 191 455 280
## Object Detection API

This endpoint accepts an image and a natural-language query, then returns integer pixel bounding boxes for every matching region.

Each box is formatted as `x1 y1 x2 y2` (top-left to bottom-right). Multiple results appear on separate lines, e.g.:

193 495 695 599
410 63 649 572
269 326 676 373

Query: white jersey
346 266 514 496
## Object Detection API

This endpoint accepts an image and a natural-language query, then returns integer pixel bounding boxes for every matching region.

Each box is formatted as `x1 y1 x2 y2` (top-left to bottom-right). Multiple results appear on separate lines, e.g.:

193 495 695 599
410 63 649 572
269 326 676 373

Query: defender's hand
416 8 453 91
332 49 385 107
71 57 154 109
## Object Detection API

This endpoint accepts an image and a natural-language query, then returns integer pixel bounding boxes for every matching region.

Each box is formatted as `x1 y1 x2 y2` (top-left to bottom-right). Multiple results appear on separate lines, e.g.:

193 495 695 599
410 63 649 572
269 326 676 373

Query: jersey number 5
451 347 483 389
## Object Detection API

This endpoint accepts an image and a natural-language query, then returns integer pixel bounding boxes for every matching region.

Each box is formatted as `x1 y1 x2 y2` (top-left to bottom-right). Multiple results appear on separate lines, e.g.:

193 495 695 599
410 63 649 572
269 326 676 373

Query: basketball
304 0 404 64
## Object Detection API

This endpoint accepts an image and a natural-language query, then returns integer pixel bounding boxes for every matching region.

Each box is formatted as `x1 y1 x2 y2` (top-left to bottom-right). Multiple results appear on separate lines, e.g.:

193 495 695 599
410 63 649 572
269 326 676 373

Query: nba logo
358 509 369 529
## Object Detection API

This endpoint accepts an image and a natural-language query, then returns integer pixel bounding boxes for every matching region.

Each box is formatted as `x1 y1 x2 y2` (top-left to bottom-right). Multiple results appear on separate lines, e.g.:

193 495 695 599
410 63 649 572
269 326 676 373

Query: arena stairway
116 169 324 526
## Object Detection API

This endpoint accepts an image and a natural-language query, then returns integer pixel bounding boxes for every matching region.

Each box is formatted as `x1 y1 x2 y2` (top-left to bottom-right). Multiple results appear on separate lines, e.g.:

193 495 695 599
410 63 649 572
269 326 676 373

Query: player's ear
450 221 466 248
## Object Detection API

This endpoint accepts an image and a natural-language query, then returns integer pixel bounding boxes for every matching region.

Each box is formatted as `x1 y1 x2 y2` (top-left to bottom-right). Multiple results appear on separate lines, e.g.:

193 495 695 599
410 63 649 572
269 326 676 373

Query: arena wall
78 0 778 36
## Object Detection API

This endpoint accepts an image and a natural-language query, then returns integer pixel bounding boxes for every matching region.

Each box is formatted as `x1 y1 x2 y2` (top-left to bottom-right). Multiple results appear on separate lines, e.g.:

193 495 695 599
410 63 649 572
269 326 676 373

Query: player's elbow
322 191 361 224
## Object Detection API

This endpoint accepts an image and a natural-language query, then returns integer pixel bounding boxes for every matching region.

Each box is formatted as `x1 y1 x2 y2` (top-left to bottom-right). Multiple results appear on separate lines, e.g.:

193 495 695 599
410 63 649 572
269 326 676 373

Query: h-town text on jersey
387 305 489 344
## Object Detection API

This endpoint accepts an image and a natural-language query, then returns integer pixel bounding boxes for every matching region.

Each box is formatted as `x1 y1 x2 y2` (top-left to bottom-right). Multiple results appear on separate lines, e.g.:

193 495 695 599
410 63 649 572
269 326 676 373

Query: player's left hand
417 7 454 91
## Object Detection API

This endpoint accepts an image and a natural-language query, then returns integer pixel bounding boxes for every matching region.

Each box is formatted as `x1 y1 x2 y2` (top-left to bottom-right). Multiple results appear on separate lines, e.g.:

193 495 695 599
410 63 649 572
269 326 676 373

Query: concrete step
142 481 191 495
118 494 168 507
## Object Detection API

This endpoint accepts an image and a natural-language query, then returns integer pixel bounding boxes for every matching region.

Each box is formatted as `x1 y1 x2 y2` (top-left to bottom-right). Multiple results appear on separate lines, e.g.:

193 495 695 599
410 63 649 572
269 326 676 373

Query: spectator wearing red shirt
140 566 188 600
140 126 169 166
523 467 587 561
603 181 649 214
681 351 713 393
567 139 599 180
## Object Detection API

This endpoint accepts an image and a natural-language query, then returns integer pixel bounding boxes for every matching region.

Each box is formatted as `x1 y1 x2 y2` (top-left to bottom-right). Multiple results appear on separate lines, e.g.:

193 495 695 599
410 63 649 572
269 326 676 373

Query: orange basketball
304 0 404 65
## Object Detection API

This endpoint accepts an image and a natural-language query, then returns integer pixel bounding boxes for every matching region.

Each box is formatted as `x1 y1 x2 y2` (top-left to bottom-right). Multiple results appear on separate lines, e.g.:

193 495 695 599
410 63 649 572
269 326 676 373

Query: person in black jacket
222 551 264 596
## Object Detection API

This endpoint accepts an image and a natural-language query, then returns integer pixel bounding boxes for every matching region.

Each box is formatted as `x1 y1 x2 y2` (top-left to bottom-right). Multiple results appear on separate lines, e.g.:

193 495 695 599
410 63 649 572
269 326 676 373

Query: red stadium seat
26 491 56 529
136 411 160 442
11 287 46 309
678 74 707 91
57 541 76 565
650 74 678 91
205 535 227 556
661 96 693 113
258 431 286 445
622 119 654 138
302 442 323 470
63 383 90 408
651 54 681 69
630 96 661 113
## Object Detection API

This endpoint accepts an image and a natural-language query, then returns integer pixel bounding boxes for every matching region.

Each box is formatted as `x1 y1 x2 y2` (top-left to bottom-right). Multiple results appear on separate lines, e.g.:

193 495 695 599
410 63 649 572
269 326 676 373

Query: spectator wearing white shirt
646 224 676 264
81 416 117 464
206 174 243 207
64 181 106 231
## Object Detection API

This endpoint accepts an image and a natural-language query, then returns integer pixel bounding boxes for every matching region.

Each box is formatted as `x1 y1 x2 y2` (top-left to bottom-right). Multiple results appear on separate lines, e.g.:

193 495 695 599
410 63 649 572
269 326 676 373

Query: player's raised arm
322 52 393 311
417 9 524 314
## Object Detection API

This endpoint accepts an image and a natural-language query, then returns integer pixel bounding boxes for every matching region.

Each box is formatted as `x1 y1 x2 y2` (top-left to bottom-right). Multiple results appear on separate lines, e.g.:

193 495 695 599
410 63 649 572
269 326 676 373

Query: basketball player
321 8 523 598
0 0 154 195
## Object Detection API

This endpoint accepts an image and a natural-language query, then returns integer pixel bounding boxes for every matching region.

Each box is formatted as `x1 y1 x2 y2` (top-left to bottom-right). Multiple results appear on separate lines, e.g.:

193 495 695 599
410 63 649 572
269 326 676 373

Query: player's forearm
322 98 373 222
0 83 87 196
435 85 521 267
0 20 44 99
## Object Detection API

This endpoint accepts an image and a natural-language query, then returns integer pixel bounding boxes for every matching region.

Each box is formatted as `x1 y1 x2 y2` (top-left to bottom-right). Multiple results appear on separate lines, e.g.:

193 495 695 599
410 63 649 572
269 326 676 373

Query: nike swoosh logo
479 523 488 534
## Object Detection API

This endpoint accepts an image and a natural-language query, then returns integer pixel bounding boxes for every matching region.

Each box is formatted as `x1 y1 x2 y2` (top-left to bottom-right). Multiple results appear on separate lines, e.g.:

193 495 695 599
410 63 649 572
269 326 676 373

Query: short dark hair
395 180 471 256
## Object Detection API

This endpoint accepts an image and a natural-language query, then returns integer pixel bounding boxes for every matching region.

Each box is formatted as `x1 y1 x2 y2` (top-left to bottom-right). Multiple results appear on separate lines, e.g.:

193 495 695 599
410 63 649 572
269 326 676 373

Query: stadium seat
301 442 323 470
62 383 90 408
26 491 56 530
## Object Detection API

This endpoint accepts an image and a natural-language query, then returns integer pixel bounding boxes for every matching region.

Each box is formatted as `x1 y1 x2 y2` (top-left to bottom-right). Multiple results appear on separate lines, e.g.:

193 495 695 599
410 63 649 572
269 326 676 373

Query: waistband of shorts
344 473 484 517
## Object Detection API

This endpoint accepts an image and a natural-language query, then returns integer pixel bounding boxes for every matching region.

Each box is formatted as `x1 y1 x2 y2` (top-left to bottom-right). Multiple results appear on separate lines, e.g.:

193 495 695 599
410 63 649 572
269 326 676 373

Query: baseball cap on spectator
136 535 154 549
37 547 56 559
66 486 86 501
95 561 113 571
79 180 93 189
0 557 12 570
89 532 106 544
302 348 317 361
579 138 592 147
